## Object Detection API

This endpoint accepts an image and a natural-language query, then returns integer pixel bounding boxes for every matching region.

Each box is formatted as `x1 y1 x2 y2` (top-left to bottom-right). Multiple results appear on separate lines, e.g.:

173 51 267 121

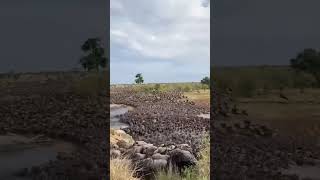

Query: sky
110 0 210 84
213 0 320 66
2 0 320 78
0 0 107 73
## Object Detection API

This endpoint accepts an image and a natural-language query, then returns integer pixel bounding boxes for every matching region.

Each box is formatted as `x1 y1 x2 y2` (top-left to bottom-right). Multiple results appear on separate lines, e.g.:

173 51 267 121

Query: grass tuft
110 158 139 180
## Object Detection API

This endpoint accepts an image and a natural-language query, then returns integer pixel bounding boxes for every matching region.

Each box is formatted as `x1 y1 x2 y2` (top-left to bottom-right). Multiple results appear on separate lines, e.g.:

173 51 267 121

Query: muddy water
0 133 74 180
197 113 210 119
110 104 133 129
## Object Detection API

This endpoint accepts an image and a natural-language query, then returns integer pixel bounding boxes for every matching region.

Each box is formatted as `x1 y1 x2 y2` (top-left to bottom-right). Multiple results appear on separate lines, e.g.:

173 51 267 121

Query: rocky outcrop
110 132 197 179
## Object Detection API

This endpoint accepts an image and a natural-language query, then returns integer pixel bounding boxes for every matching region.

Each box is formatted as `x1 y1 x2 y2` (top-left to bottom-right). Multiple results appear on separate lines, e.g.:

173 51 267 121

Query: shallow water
197 113 210 119
282 165 320 180
110 104 133 129
0 133 74 180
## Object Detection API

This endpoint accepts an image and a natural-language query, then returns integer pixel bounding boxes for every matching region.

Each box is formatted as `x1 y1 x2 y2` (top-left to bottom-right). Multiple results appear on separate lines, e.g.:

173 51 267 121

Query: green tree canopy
201 76 210 86
290 48 320 86
80 38 107 72
135 73 144 84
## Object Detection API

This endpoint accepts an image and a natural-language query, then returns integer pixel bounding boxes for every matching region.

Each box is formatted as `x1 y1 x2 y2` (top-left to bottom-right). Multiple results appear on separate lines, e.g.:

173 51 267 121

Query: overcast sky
110 0 210 84
0 0 107 73
213 0 320 66
2 1 319 78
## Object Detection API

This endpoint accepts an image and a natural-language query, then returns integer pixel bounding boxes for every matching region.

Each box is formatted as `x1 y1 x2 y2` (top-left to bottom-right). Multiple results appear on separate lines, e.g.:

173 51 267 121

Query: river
0 133 74 180
110 104 133 129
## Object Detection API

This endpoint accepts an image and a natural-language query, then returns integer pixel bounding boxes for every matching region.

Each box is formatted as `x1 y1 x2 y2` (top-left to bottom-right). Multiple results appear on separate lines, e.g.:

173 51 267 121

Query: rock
154 147 167 154
117 139 132 149
176 144 193 152
142 144 158 157
136 141 148 146
152 153 170 160
168 145 176 151
168 149 197 169
132 153 146 161
110 128 135 149
151 159 168 170
110 149 121 159
132 145 144 154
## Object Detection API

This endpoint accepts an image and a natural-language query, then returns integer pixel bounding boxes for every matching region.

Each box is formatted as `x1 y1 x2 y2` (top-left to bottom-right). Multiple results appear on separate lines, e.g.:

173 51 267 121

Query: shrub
72 71 107 97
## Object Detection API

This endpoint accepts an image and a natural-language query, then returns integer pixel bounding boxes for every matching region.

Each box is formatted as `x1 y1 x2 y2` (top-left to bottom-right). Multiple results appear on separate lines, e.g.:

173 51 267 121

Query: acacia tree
80 38 107 72
135 73 144 84
200 76 210 90
290 48 320 86
201 76 210 85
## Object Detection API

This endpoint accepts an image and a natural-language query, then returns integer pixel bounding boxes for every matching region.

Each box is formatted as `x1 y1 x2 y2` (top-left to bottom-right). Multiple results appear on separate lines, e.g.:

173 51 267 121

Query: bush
72 71 107 97
154 84 161 92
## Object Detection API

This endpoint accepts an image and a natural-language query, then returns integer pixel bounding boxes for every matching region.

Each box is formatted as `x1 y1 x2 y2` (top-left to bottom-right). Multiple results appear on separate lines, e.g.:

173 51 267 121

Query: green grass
212 65 317 98
112 83 209 93
213 65 320 145
72 71 107 97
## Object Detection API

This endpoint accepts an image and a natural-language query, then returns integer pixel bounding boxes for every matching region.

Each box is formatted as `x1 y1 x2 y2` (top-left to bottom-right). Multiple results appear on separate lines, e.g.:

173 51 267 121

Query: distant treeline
111 82 209 93
0 70 109 80
212 65 317 97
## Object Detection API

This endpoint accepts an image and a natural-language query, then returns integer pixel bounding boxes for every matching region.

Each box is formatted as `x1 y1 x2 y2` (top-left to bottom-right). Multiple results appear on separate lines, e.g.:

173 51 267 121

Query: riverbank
211 89 320 180
110 86 210 179
0 79 108 180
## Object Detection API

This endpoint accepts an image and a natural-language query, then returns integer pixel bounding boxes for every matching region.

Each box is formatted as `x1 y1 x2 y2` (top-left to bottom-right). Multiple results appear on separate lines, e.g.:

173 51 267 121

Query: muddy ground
212 89 320 180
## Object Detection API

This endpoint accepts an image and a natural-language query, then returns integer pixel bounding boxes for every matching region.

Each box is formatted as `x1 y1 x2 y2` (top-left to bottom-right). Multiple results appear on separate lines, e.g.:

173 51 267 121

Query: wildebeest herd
110 87 210 179
0 80 108 180
110 87 210 155
1 77 319 180
111 87 318 179
211 89 320 180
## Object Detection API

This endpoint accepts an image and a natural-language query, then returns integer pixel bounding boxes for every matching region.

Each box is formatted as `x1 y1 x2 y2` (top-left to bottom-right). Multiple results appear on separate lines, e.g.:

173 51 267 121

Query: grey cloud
201 0 210 7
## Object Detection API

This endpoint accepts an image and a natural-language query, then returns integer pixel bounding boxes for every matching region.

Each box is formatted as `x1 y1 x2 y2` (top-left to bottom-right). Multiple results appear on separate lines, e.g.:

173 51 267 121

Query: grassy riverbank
110 136 210 180
110 86 210 180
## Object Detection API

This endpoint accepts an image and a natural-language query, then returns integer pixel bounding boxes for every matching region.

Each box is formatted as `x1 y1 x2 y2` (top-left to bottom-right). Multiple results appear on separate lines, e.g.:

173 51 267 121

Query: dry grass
110 158 139 180
238 88 320 103
184 90 210 107
184 90 210 102
197 136 210 179
240 102 320 143
236 89 320 145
